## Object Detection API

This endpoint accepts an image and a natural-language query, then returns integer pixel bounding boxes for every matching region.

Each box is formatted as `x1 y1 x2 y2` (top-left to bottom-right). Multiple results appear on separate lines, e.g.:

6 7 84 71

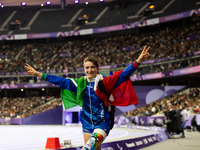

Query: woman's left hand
136 45 150 64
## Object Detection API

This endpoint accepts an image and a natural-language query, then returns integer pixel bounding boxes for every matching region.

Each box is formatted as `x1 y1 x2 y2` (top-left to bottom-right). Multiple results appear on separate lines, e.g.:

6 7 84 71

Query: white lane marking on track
105 129 128 141
0 126 83 150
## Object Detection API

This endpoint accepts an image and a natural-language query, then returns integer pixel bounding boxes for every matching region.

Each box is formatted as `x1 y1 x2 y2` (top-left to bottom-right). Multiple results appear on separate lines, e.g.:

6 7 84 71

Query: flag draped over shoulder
95 71 138 107
60 77 87 109
61 71 138 109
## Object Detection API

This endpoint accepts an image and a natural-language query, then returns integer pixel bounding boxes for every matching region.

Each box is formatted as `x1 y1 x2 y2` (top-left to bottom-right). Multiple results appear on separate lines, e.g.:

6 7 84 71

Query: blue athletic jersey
43 63 138 134
81 79 110 134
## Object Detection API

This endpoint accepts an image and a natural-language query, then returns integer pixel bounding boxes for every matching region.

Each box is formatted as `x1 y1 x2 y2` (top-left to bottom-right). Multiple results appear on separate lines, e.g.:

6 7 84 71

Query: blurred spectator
153 118 158 126
132 118 137 125
191 116 198 131
180 105 189 138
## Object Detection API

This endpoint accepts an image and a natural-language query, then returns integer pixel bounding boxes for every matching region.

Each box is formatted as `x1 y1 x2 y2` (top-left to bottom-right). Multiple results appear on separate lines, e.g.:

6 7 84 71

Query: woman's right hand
25 64 42 77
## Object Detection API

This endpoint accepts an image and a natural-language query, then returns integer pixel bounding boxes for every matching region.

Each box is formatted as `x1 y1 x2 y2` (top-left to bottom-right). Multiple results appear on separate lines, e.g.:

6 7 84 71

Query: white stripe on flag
94 74 103 91
109 94 114 102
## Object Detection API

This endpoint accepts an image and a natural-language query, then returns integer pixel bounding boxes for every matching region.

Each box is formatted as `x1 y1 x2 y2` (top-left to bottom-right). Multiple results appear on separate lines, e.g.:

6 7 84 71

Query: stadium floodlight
149 5 155 9
21 2 26 6
46 1 51 5
85 2 88 4
41 4 44 7
99 0 104 2
74 0 79 4
0 3 2 7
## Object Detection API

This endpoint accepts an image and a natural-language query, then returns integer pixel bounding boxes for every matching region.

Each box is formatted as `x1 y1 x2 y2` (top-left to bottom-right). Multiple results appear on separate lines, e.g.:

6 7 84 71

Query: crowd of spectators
0 44 23 60
125 87 200 117
1 55 200 85
0 96 62 118
0 44 24 74
0 42 65 74
137 56 200 76
1 22 200 119
0 85 200 120
68 22 200 70
1 87 200 119
0 22 199 77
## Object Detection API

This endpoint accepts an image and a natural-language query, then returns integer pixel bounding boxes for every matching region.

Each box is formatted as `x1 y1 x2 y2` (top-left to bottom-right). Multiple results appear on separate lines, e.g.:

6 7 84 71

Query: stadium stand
0 0 198 34
0 0 200 120
0 22 199 85
0 96 62 118
0 9 13 29
127 87 200 117
1 1 200 150
9 9 37 28
1 23 200 74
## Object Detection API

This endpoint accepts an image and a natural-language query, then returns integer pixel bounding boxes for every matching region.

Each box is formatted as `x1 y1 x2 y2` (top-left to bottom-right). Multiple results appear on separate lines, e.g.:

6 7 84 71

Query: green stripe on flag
61 89 78 109
61 77 87 109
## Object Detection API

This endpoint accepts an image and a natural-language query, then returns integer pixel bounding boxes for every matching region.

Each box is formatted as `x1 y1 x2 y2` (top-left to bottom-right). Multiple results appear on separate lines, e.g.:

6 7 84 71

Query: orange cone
45 137 61 149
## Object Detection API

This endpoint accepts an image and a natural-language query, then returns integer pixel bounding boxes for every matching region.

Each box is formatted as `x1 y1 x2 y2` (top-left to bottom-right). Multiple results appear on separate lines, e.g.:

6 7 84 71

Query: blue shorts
82 118 110 135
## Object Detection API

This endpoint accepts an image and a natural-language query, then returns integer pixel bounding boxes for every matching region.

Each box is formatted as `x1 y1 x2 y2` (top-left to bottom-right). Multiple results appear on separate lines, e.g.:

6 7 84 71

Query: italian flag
61 70 138 109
